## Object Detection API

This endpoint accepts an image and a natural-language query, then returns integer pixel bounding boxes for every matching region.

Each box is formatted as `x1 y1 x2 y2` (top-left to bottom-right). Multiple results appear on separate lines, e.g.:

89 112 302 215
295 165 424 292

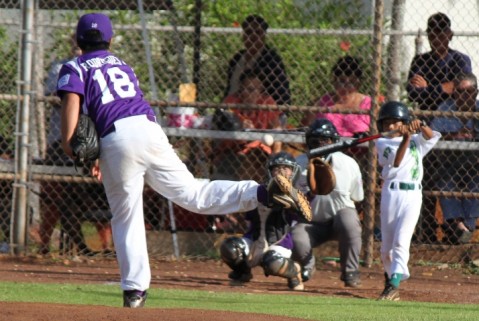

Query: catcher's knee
220 236 248 270
261 250 298 278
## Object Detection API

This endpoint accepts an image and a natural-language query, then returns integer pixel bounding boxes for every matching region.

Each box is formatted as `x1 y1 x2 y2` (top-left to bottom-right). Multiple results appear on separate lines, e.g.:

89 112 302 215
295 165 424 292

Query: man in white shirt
293 119 364 287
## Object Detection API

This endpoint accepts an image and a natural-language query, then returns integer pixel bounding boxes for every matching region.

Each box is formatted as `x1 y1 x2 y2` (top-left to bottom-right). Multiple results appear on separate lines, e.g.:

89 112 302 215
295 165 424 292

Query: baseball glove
70 114 100 168
307 157 336 195
267 174 312 222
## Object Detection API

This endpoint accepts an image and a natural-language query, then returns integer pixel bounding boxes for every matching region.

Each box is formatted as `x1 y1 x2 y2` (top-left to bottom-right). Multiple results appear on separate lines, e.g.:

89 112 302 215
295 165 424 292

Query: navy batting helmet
267 152 301 185
377 101 411 131
305 119 340 149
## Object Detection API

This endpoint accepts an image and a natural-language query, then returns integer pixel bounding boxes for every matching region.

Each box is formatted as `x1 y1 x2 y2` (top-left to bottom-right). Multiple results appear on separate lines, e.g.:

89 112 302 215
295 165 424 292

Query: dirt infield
1 255 479 320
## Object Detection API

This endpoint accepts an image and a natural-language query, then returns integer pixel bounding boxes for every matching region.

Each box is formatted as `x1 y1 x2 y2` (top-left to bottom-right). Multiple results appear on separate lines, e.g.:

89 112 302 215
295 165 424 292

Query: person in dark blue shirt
407 13 472 245
407 12 472 111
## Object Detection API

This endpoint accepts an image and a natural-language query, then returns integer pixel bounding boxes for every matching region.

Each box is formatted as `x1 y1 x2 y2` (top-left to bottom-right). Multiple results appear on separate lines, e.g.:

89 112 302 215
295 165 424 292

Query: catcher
220 152 307 291
292 119 364 287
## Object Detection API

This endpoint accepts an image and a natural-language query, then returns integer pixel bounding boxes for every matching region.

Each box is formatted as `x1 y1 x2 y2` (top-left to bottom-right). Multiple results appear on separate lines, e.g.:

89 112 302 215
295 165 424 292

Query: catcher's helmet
305 119 340 149
220 236 248 267
267 152 301 185
377 101 411 130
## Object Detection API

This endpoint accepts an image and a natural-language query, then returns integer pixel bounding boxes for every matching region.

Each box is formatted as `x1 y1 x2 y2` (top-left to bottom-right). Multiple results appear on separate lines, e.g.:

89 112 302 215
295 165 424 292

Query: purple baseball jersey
56 50 155 137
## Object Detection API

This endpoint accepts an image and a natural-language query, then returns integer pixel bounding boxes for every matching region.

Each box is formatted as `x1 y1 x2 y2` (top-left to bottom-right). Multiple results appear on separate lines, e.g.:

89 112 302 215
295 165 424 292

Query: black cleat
377 283 400 301
341 271 361 288
123 290 148 308
228 270 253 283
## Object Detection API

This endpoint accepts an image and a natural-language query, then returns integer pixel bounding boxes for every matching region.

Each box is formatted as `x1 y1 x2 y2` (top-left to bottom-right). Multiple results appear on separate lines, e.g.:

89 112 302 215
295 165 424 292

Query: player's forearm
419 123 434 140
393 134 410 167
60 93 81 158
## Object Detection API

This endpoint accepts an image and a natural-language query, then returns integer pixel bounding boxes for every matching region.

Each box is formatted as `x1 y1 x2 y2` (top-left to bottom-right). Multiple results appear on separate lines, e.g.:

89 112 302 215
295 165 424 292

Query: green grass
1 281 478 321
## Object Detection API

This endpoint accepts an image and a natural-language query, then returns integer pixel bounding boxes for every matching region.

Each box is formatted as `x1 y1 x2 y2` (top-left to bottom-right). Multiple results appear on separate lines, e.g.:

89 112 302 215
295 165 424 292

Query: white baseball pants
99 115 260 291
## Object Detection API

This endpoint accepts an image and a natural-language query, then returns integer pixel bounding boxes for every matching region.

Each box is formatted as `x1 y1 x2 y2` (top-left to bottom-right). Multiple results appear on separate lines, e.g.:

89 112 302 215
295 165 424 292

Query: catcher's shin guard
261 250 304 290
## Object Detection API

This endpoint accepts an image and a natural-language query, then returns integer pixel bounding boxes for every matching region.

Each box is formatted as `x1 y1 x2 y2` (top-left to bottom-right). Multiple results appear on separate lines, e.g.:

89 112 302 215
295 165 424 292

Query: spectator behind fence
224 14 291 106
45 34 81 166
211 70 278 184
210 70 280 232
306 55 371 137
430 73 479 244
224 70 282 154
220 152 304 291
293 119 364 288
407 12 472 112
39 35 112 256
0 135 13 253
407 13 472 244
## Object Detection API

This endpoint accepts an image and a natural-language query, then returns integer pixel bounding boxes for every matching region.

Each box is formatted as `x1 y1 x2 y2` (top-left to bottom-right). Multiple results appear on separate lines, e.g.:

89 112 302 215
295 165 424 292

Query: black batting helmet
377 101 411 131
305 119 340 149
267 152 301 185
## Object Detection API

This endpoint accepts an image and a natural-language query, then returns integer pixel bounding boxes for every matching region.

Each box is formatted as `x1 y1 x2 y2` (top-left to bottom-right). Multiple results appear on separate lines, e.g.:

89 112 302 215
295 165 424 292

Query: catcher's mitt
307 157 336 195
267 174 312 222
70 114 100 168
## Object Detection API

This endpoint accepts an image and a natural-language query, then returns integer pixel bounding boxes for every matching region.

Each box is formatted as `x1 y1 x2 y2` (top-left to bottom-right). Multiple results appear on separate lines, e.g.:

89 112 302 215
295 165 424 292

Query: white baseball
262 134 274 146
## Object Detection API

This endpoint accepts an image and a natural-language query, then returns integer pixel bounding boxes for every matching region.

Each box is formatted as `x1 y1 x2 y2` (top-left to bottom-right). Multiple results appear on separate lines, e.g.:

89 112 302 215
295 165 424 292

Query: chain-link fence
1 1 478 265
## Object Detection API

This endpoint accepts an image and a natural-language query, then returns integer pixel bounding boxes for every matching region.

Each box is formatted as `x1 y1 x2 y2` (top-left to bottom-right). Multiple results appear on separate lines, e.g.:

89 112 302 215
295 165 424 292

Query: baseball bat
308 129 400 158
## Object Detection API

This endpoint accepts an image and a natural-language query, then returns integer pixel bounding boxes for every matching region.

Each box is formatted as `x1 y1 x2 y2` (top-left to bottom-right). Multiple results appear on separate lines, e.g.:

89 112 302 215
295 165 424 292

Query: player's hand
407 119 423 132
456 127 473 139
409 74 428 88
397 123 409 135
242 119 254 129
91 159 102 182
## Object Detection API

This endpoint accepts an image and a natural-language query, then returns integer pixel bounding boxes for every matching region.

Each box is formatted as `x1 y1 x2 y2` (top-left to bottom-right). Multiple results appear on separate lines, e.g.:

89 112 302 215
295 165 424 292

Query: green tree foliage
0 26 19 148
167 0 373 106
0 27 17 94
38 2 375 109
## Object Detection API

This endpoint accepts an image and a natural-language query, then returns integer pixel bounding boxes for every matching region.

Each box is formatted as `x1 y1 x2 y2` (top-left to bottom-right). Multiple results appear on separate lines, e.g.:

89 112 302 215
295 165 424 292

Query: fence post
12 0 35 255
364 0 385 268
385 0 406 101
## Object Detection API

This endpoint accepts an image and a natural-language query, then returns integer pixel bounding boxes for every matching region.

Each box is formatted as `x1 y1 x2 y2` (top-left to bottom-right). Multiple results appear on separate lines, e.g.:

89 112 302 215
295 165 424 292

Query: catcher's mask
220 236 248 267
305 118 340 150
267 152 301 185
377 101 411 131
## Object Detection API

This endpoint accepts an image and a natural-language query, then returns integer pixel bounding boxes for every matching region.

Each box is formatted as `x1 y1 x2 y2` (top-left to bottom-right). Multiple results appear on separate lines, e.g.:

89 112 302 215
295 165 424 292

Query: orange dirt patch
1 255 479 321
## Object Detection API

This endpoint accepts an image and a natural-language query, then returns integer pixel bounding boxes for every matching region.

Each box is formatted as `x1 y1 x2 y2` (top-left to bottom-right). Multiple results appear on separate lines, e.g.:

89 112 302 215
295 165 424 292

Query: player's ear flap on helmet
305 118 340 149
377 101 411 130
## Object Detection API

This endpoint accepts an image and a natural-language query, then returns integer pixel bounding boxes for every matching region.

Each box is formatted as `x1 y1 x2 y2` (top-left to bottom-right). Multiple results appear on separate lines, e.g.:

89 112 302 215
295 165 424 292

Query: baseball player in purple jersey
57 13 310 308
